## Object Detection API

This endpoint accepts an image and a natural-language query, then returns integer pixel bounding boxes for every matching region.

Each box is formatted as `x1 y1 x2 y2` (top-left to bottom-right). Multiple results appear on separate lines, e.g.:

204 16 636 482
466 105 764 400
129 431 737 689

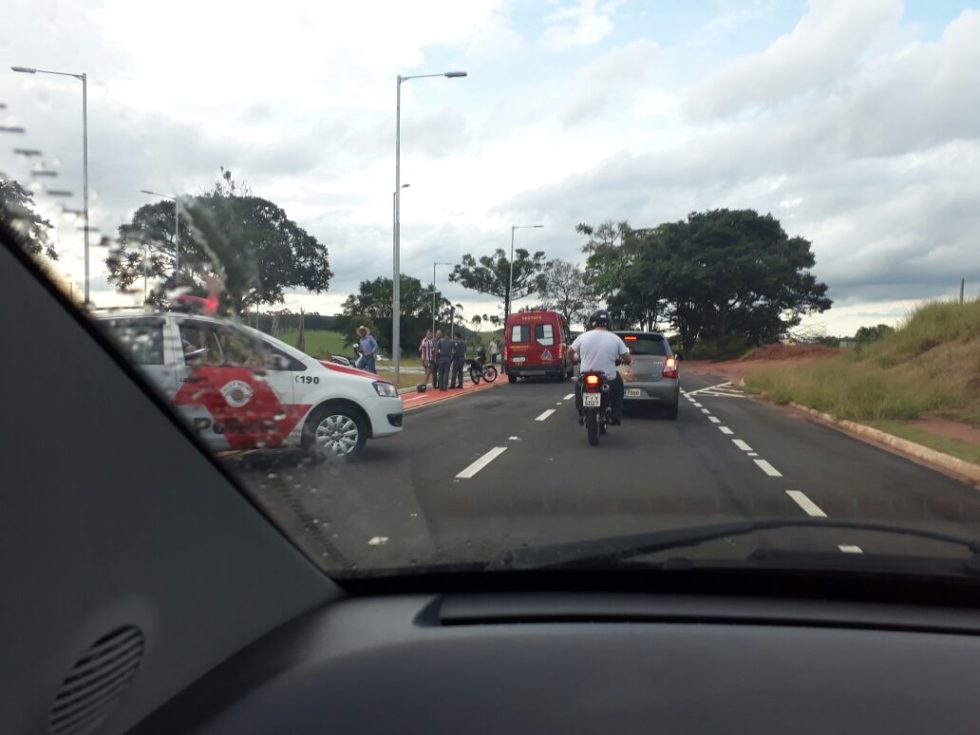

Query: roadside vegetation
745 300 980 428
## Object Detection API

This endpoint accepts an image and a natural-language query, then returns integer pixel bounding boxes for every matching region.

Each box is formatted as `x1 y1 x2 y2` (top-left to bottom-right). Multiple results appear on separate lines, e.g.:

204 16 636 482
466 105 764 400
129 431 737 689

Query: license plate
583 393 601 407
626 389 642 397
511 357 526 363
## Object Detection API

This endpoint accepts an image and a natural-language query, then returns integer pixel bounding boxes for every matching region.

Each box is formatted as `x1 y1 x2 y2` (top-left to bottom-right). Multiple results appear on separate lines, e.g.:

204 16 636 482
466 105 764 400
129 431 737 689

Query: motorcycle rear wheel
585 410 599 446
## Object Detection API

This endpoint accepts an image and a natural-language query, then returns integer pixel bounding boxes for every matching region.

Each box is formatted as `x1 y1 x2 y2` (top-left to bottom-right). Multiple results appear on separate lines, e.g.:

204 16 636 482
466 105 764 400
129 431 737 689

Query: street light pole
12 65 90 303
506 224 544 323
393 70 467 386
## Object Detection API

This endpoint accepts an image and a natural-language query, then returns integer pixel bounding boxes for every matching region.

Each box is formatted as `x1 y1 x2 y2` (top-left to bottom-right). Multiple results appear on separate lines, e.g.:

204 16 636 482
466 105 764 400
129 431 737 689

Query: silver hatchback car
614 331 681 419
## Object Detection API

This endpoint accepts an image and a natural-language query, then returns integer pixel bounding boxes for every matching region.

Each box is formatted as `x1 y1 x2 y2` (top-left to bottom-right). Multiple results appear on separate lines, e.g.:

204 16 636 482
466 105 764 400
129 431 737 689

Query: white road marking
700 408 711 414
754 459 783 477
456 447 508 479
732 439 753 451
508 436 521 441
685 381 732 397
718 426 734 435
563 393 575 400
747 452 759 457
708 416 721 424
556 402 563 405
535 409 557 421
692 402 703 407
786 490 827 517
838 545 863 553
368 536 389 546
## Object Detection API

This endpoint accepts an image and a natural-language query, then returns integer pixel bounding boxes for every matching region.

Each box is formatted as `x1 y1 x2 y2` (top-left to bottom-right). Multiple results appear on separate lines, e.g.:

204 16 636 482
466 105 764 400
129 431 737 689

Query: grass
874 421 980 465
745 299 980 427
277 329 350 359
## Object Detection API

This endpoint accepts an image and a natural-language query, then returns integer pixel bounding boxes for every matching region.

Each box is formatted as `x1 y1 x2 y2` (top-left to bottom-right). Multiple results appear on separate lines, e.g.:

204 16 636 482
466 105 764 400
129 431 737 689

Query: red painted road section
401 378 501 411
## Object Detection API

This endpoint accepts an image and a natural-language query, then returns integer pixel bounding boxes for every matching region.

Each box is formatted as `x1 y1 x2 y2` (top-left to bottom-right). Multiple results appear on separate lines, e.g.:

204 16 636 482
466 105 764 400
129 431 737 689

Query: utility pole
960 278 966 304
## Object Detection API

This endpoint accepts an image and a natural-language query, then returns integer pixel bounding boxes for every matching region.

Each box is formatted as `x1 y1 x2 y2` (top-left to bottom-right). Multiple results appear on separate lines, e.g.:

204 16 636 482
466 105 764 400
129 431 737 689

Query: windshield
3 1 980 580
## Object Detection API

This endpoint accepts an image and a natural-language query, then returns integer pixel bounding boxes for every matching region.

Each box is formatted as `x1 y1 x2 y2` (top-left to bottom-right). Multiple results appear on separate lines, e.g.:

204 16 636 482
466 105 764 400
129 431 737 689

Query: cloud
540 0 619 52
464 13 526 62
685 0 904 121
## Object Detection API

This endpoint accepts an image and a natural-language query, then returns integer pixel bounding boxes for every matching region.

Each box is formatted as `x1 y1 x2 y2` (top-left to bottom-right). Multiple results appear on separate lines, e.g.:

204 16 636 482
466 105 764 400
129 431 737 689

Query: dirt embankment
684 343 839 384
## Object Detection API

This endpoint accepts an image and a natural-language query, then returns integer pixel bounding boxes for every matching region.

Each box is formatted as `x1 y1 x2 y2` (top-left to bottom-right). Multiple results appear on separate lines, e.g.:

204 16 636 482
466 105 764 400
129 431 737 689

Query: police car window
218 328 270 368
511 325 530 343
622 336 668 356
179 324 223 365
105 321 164 366
535 324 554 346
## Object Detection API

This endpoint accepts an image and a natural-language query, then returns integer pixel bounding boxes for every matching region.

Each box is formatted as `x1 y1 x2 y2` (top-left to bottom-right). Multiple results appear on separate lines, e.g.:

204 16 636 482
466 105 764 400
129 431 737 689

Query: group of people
419 330 469 391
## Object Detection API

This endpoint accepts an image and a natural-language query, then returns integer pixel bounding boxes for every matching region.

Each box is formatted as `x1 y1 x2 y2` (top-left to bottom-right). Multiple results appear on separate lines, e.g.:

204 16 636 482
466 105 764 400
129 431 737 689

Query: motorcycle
579 370 612 446
468 358 498 384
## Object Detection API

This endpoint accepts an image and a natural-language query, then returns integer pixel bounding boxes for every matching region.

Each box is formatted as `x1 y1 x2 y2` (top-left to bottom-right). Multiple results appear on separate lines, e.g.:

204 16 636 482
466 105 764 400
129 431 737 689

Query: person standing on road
489 338 499 365
567 309 631 425
435 330 454 391
450 333 467 389
419 330 434 388
355 326 379 374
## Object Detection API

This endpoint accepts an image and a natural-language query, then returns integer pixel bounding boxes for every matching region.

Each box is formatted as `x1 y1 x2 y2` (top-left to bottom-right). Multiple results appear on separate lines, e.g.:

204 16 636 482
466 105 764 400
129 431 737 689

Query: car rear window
621 335 668 356
510 324 530 343
535 323 554 346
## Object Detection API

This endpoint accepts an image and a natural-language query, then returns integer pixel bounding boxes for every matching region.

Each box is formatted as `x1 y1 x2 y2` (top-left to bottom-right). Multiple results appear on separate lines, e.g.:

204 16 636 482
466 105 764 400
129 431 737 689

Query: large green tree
339 274 449 354
106 173 332 314
0 178 56 260
450 247 547 320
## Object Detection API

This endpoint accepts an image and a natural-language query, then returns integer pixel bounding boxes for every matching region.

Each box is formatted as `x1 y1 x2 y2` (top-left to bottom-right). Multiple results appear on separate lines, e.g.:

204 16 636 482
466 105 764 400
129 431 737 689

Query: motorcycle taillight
584 374 601 389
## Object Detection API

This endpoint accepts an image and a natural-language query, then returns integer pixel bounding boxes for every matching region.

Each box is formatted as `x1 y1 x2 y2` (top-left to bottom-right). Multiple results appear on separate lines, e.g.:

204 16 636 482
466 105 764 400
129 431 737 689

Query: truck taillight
663 357 678 379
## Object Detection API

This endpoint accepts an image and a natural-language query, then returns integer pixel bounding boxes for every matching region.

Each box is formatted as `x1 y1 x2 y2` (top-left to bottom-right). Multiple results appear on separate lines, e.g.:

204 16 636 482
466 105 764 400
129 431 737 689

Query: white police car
97 312 403 456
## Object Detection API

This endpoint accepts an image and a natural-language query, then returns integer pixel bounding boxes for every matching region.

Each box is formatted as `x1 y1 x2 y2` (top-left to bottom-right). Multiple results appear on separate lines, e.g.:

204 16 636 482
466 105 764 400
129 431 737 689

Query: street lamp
506 224 544 322
432 261 453 336
13 65 90 304
393 69 467 385
140 190 180 281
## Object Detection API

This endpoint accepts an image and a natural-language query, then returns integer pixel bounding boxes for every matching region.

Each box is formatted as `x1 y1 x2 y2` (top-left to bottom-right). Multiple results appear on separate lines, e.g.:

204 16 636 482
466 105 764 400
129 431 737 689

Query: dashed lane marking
701 408 711 414
754 459 783 477
535 409 557 421
732 439 753 452
838 545 863 553
708 416 721 424
747 452 759 457
456 447 508 479
718 426 734 435
786 490 827 517
563 393 575 400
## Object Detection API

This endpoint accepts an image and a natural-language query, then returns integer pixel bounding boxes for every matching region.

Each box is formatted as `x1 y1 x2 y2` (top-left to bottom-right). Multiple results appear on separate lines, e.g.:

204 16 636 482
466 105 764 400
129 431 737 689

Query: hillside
746 300 980 426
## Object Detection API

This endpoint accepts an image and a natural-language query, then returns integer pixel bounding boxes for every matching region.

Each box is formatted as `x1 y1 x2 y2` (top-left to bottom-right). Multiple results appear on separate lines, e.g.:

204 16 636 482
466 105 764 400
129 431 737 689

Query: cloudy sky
2 0 978 335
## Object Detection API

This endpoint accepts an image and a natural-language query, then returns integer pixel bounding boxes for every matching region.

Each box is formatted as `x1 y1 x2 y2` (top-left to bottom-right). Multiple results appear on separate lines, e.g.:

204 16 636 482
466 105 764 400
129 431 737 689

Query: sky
2 0 979 336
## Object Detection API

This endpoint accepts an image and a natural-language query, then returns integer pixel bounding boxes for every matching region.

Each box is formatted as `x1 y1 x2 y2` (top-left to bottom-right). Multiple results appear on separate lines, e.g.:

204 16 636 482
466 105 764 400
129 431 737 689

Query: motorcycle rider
567 309 632 425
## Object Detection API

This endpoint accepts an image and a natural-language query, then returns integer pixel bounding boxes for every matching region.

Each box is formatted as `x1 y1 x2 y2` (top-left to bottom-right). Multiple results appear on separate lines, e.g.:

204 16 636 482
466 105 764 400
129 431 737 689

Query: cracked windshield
3 0 980 576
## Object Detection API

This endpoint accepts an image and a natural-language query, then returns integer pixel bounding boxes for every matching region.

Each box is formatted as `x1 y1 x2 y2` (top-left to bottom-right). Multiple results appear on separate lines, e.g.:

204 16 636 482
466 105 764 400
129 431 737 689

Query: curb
786 402 980 487
401 380 501 412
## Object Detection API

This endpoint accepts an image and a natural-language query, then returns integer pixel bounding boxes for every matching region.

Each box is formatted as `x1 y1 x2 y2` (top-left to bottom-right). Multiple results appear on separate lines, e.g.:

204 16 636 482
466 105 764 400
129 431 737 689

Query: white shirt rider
569 329 631 376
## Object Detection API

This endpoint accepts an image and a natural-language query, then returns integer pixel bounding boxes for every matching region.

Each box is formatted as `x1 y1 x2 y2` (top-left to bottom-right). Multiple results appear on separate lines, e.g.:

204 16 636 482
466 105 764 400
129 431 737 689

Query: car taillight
584 374 601 389
663 357 678 379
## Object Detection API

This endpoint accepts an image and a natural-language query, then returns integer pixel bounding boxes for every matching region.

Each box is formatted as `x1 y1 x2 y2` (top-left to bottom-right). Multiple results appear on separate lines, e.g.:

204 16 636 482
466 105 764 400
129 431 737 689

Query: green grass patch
874 421 980 465
277 329 349 359
745 299 980 426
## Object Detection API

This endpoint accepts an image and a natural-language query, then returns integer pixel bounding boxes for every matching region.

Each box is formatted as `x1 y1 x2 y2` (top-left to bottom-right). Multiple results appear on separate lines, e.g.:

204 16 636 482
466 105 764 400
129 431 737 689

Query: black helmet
589 309 611 328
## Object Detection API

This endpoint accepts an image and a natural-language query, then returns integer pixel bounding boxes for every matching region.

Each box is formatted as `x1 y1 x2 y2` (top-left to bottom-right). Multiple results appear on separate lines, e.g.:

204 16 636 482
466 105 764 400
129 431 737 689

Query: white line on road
692 402 703 408
563 393 575 400
718 426 734 435
701 408 711 415
708 416 721 424
754 459 783 477
456 447 508 479
535 409 557 421
732 439 753 451
747 452 759 457
556 402 563 406
786 490 827 517
838 544 863 553
685 381 732 397
508 436 521 441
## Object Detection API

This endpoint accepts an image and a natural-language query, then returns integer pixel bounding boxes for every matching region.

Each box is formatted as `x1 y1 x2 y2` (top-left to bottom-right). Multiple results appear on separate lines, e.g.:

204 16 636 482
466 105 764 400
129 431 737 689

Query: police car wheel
303 403 367 457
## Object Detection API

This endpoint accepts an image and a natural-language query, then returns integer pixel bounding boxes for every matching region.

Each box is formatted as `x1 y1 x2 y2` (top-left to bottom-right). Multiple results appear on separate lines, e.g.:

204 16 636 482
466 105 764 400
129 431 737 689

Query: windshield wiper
487 518 980 573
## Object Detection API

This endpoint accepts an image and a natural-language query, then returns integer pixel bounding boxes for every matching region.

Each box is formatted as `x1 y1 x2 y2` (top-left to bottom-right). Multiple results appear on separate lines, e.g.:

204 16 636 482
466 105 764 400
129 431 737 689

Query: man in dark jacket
434 330 454 391
450 334 467 389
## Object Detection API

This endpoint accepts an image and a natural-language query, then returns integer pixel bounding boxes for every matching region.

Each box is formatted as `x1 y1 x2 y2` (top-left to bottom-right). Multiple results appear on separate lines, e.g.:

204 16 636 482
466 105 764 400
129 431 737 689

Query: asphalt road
230 373 980 572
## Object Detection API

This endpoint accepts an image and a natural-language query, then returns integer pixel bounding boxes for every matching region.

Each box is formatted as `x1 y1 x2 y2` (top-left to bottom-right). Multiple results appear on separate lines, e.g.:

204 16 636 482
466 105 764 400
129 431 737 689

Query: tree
578 220 634 304
339 274 448 354
450 247 547 320
854 323 895 344
106 172 332 313
0 178 56 260
538 258 596 327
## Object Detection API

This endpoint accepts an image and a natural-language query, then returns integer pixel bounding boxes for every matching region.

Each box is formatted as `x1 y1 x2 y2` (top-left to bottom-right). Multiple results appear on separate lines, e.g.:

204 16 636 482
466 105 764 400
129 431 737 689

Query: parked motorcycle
579 370 612 446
